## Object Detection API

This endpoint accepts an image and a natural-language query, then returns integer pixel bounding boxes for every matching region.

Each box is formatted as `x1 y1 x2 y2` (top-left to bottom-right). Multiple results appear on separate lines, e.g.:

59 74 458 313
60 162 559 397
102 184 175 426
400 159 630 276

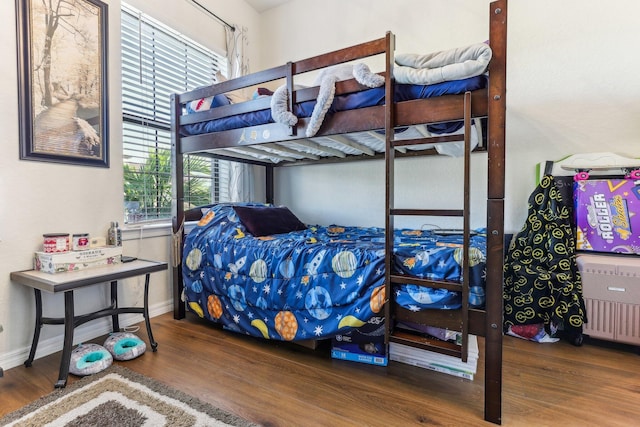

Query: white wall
0 0 259 371
258 0 640 232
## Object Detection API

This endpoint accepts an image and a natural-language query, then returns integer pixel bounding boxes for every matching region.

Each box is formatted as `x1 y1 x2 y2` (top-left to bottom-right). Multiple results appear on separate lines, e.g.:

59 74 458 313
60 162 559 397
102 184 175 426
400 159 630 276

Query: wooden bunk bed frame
170 1 507 424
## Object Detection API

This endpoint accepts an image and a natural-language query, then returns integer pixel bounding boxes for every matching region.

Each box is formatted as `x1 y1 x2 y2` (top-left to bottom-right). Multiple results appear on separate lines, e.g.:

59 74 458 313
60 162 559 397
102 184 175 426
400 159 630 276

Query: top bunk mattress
181 75 487 137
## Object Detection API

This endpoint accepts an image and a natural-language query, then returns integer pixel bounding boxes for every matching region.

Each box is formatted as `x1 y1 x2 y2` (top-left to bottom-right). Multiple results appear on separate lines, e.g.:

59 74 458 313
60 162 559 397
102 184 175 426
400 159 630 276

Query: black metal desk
10 259 168 388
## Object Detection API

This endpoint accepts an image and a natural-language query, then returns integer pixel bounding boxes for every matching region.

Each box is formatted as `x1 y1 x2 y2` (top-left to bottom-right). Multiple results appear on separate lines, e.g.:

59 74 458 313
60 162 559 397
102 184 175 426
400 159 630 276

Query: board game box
573 178 640 254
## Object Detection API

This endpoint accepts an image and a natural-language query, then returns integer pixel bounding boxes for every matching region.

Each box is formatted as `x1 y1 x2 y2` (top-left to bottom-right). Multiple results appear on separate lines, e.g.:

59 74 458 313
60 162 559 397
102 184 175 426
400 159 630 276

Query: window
121 4 228 223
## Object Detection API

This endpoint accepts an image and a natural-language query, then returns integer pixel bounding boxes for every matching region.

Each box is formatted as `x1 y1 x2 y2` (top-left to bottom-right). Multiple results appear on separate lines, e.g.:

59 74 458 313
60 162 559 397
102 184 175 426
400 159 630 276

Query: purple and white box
573 179 640 254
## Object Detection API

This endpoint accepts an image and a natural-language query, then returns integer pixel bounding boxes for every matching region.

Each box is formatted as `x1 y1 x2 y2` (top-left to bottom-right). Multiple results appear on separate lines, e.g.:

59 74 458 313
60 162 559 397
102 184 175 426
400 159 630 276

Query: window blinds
121 3 227 223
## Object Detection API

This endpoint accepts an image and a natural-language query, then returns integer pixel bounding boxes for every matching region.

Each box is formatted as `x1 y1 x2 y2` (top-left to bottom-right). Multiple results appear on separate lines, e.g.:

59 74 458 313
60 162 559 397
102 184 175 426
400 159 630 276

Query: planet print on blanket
453 246 484 266
191 279 203 293
104 332 147 361
278 258 295 279
274 310 298 340
305 286 333 320
69 343 113 376
207 294 223 319
197 210 215 226
228 284 247 311
185 248 203 270
249 259 268 283
369 284 385 313
331 251 358 278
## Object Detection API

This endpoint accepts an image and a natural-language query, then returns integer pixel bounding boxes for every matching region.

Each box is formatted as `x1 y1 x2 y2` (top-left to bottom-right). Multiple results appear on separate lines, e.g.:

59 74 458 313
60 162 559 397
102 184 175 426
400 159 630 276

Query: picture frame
16 0 109 168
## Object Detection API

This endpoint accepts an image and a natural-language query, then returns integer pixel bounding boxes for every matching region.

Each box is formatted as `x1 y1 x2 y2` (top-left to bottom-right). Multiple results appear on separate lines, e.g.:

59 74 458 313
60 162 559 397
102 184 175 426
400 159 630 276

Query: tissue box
331 316 388 366
574 179 640 254
34 246 122 273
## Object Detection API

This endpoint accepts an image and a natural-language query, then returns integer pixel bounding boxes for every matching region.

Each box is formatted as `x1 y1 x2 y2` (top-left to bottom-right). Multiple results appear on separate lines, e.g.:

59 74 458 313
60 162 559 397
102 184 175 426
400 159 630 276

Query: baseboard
0 299 173 372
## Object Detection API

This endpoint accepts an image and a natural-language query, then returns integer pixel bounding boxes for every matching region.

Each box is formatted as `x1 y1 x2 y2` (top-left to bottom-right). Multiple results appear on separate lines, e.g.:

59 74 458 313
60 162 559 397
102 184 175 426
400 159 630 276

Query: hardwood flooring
1 312 638 426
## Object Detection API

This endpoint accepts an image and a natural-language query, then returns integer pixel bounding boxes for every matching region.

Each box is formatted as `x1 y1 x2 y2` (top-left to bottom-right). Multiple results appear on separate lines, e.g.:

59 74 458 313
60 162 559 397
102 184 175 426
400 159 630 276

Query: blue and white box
331 316 388 366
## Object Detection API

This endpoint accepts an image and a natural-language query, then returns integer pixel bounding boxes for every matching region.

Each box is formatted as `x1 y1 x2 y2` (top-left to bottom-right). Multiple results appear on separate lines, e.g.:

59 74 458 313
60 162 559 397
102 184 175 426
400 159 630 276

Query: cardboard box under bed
331 315 388 366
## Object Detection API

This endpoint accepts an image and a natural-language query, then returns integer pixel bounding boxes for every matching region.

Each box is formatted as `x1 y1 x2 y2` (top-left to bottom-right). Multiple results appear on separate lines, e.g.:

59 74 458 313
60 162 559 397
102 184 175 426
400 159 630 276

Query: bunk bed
170 1 507 424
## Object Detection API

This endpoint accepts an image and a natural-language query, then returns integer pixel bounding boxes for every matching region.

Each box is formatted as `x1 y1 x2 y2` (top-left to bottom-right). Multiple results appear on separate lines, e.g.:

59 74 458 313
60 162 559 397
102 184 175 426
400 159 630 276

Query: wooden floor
1 312 638 426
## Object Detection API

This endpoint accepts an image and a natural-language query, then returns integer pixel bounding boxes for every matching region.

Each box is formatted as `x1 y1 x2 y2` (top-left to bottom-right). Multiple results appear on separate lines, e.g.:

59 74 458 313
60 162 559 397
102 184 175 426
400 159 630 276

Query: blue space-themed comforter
182 203 486 341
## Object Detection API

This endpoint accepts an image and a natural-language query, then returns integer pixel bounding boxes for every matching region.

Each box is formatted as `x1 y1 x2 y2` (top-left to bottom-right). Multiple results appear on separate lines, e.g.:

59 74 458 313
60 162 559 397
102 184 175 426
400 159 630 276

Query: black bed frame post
265 164 275 204
485 0 508 424
286 61 295 137
170 93 186 320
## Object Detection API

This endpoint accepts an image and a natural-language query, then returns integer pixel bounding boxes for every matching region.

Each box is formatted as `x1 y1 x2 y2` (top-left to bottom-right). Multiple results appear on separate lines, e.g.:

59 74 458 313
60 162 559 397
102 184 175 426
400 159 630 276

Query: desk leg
143 273 158 351
56 291 75 388
24 289 43 367
110 280 120 332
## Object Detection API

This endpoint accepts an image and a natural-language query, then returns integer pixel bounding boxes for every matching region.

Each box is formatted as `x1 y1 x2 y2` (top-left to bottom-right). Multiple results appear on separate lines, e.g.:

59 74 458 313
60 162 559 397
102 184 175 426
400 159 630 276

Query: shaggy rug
0 365 257 427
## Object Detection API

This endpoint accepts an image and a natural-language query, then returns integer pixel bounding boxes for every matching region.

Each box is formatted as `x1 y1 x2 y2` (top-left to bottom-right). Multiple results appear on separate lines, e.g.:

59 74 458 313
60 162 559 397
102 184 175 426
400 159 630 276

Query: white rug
0 365 257 427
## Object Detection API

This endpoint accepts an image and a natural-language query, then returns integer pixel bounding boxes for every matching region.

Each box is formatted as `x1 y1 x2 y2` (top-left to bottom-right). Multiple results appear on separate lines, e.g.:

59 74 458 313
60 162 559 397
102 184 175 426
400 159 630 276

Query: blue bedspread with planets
182 203 486 341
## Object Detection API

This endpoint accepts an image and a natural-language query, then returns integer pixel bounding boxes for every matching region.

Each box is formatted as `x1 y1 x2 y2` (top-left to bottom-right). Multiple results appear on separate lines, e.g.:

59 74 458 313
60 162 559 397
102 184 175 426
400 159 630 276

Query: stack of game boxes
389 334 479 380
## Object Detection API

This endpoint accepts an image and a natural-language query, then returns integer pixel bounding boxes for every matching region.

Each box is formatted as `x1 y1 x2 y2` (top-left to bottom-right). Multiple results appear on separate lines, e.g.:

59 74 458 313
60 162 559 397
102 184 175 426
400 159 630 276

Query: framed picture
16 0 109 167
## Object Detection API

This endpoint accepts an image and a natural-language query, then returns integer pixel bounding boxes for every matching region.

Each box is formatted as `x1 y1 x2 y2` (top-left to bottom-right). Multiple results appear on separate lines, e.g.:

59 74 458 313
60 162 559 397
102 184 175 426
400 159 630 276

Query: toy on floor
104 332 147 361
69 343 113 376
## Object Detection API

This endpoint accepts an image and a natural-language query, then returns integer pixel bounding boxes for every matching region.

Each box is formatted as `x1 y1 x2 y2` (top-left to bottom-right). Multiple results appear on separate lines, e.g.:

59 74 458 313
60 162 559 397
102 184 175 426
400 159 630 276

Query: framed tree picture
16 0 109 167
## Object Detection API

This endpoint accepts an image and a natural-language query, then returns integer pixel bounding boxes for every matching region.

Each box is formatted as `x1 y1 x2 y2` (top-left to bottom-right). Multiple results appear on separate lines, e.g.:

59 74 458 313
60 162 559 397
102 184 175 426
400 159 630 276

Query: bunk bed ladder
384 90 473 362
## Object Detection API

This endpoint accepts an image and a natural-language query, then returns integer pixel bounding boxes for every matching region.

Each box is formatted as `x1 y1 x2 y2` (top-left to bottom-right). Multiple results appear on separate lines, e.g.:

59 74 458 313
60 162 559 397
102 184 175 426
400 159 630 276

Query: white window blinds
121 3 227 223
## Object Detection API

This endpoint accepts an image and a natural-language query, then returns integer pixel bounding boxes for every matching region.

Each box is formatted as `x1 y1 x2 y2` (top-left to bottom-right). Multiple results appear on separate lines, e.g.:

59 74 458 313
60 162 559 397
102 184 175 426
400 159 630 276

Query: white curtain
225 25 254 202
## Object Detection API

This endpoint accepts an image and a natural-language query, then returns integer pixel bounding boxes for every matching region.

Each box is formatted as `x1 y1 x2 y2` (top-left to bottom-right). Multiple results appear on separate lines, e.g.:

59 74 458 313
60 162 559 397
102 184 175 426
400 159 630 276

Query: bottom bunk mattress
181 203 486 341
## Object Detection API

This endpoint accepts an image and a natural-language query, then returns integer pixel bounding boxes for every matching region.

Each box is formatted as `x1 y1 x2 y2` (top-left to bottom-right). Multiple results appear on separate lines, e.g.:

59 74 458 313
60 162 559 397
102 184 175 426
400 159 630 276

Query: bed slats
255 143 320 161
288 139 347 158
321 135 376 156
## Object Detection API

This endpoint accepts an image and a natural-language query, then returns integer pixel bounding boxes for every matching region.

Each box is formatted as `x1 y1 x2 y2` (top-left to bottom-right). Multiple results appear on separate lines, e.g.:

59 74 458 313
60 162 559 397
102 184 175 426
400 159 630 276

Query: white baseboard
0 299 173 373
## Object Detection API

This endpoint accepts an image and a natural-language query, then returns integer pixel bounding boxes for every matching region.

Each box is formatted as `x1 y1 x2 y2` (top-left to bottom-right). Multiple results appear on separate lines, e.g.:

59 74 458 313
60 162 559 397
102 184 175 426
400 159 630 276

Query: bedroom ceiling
244 0 290 12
